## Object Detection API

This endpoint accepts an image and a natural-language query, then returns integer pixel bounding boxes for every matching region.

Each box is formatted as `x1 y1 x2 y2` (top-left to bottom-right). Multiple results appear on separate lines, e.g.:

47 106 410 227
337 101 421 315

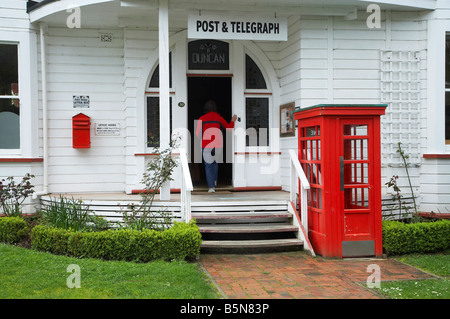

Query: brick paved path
200 251 435 299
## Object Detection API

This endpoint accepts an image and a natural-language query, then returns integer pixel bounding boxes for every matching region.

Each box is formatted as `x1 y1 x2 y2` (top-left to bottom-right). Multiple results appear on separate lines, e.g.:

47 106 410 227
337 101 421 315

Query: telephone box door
339 119 381 257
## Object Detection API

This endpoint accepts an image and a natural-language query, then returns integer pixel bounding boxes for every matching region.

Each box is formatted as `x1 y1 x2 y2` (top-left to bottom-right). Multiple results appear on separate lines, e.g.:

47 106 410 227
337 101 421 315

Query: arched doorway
137 35 279 193
188 76 233 189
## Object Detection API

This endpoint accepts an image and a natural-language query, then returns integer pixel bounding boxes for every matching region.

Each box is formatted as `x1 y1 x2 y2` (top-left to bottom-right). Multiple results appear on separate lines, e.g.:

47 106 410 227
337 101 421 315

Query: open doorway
188 76 232 189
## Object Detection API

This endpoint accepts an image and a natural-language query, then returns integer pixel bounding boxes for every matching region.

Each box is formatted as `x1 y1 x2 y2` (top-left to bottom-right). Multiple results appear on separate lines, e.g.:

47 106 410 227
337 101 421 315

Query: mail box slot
72 113 91 148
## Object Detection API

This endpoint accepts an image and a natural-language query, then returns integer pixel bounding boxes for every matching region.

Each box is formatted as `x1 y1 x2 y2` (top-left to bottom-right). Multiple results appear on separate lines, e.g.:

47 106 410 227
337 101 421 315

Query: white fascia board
358 0 436 10
29 0 116 23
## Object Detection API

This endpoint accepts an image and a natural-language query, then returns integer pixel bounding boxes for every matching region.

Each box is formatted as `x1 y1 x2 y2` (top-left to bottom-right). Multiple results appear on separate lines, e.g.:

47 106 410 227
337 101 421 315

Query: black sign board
188 40 229 70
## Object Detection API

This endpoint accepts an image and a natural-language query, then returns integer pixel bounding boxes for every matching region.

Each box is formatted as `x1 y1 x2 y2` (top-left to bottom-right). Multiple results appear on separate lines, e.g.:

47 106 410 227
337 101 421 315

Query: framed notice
73 95 90 108
280 102 295 137
95 122 121 136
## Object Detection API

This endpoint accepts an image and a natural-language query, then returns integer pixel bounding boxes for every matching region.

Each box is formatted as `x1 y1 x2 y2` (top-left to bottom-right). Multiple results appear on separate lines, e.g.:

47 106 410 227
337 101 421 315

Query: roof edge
27 0 59 13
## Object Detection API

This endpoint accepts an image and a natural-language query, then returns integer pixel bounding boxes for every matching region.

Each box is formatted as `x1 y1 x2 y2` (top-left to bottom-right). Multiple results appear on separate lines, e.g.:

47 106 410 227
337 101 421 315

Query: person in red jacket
196 100 237 192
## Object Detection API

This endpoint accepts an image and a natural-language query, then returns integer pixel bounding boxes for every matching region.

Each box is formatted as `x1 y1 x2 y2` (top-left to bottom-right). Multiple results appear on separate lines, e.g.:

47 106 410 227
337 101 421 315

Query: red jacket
196 111 235 148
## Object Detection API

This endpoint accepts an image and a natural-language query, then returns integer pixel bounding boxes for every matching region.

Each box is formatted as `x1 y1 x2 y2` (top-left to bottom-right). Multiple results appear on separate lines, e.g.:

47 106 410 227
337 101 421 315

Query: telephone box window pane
344 188 369 209
246 97 269 146
306 127 316 137
343 124 368 136
246 55 267 89
344 163 369 184
301 141 306 160
0 44 18 96
344 138 368 160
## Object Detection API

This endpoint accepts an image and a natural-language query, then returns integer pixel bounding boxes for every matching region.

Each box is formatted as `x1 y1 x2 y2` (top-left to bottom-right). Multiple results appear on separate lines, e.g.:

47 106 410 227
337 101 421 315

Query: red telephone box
294 104 387 258
72 113 91 148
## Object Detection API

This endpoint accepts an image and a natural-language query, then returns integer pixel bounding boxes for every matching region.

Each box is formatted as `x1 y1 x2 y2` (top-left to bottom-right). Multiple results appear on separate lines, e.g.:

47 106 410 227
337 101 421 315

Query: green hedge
0 217 28 244
382 220 450 255
31 220 202 262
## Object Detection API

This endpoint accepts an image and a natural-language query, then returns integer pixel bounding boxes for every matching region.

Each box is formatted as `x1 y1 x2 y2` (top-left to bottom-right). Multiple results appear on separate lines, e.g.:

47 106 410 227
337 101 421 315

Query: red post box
294 104 387 258
72 113 91 148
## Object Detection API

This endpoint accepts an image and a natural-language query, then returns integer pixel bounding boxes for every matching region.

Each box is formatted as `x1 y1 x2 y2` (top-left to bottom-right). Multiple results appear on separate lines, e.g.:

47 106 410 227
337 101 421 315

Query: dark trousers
202 147 222 188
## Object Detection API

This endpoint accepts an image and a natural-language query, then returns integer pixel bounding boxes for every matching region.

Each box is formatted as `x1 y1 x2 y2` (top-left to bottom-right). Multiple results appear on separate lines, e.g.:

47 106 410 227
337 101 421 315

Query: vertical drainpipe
38 22 49 196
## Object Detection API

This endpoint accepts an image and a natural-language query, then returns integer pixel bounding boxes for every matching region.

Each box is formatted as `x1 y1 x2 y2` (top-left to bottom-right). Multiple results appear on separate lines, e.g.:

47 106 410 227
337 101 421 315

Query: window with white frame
0 44 20 149
146 53 173 148
445 33 450 144
245 54 270 147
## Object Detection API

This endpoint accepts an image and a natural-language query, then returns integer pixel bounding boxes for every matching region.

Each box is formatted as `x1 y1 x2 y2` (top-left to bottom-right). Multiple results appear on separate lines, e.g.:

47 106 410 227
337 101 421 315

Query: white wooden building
1 0 450 216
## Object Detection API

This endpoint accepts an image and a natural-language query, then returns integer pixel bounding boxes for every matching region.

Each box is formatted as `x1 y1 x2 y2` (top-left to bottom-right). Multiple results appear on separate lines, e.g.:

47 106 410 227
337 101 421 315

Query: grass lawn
374 253 450 299
0 244 221 299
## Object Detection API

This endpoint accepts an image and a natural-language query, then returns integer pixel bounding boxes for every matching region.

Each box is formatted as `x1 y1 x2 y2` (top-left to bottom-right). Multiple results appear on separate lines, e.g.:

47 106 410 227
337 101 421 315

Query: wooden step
199 223 298 233
193 211 292 221
201 238 303 249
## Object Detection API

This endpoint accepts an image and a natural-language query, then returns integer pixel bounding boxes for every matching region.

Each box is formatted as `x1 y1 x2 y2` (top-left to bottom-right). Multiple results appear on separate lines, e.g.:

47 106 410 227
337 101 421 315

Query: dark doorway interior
188 76 232 189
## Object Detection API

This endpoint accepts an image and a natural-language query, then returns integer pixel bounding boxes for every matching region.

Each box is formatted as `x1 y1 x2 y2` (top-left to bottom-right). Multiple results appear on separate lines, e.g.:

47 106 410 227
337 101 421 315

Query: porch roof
27 0 436 28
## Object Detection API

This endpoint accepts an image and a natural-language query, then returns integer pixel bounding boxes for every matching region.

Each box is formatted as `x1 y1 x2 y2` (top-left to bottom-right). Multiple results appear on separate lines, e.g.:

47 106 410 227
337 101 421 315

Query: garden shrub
0 217 28 244
382 219 450 255
30 224 72 255
31 220 202 262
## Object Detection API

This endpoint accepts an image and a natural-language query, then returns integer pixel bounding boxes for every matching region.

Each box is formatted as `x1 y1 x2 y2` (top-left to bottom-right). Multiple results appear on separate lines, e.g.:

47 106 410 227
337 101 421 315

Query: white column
232 41 246 188
159 0 170 200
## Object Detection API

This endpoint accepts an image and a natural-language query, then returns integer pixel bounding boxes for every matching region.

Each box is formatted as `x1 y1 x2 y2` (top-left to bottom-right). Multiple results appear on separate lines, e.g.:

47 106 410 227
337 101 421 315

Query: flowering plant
0 173 35 217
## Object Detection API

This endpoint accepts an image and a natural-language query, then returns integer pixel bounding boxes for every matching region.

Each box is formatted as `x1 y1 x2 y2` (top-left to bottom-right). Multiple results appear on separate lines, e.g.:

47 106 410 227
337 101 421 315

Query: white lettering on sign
95 122 121 136
192 52 225 64
188 14 287 41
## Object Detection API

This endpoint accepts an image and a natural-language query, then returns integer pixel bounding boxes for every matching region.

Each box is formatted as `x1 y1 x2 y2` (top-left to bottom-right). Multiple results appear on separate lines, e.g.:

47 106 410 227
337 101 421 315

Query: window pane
146 97 172 148
446 34 450 89
0 99 20 149
246 98 269 146
343 124 368 136
0 44 18 96
246 55 267 89
344 188 369 209
344 138 368 160
149 52 172 88
446 92 450 141
147 97 160 147
344 163 369 184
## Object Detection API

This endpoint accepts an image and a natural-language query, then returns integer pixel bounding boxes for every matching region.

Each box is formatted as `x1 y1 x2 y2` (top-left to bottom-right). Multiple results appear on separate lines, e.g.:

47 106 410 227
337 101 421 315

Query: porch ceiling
28 0 436 29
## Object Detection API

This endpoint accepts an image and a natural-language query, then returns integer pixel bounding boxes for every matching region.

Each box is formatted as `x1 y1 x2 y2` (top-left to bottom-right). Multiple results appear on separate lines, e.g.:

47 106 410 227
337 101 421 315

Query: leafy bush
0 217 29 244
39 196 108 232
0 174 35 217
31 220 202 262
382 220 450 255
120 138 179 231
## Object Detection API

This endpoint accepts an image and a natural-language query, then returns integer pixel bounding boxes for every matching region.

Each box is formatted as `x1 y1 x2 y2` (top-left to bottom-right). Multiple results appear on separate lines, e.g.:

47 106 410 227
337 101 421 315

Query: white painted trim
241 41 281 154
0 30 39 159
358 0 436 10
39 23 48 195
327 16 334 103
29 0 115 23
158 0 170 200
426 19 449 154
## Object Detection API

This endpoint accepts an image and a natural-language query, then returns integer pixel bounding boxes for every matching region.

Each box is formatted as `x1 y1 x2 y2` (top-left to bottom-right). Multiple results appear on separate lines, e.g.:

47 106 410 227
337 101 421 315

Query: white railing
178 148 193 222
289 149 310 235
